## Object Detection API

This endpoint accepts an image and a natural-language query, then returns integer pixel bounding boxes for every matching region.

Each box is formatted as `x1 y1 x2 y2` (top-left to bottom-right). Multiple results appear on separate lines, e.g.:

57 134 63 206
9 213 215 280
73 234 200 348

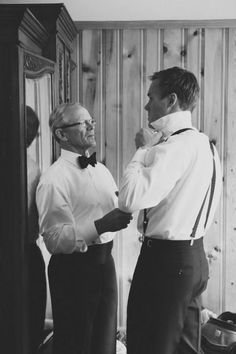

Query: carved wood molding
57 5 77 44
57 47 64 104
0 5 49 48
24 51 55 78
70 59 77 72
75 19 236 30
27 4 77 52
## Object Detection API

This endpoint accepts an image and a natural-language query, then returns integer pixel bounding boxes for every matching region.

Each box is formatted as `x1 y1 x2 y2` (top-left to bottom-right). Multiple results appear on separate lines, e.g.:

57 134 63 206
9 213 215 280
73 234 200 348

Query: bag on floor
201 312 236 353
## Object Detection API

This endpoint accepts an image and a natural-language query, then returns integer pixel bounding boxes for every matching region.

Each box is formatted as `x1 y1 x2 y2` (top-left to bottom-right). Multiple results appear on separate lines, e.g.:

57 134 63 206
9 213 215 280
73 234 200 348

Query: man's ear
55 128 68 142
168 92 178 110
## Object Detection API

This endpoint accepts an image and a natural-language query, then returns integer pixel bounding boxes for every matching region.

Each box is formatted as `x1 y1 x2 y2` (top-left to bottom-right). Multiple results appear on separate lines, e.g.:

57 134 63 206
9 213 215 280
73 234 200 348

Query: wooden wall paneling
201 28 225 314
80 29 93 109
186 28 203 129
77 31 83 103
143 29 161 128
162 29 183 69
204 29 225 145
81 30 105 161
103 29 124 326
104 29 120 179
225 28 236 312
145 29 161 77
122 29 143 165
119 29 143 326
76 20 236 325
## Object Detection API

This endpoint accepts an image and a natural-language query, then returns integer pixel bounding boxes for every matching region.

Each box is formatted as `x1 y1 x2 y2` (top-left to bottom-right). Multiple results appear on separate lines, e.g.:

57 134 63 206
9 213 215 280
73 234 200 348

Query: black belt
52 241 113 265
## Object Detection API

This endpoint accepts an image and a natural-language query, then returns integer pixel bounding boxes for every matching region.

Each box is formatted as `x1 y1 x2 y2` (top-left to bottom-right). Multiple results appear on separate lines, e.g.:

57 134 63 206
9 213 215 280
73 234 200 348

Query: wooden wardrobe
0 4 77 353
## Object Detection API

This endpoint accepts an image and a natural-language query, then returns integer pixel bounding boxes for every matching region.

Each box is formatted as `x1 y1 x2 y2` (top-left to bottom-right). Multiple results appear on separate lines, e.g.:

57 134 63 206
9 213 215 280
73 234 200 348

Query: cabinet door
25 50 55 322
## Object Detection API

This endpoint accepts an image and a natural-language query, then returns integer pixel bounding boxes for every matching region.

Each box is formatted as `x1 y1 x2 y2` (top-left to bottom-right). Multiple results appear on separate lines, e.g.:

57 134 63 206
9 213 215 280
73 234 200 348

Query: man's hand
135 128 163 149
94 208 133 235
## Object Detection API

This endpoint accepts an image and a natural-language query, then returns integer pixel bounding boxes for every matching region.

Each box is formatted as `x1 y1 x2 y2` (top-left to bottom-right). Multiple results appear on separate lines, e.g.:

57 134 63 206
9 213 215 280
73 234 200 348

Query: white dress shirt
118 111 222 241
36 149 118 254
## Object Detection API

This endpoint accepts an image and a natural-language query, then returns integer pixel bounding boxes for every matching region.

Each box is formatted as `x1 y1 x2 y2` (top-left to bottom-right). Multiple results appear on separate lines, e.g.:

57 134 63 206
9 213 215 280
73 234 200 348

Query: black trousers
127 237 209 354
48 241 117 354
28 243 47 354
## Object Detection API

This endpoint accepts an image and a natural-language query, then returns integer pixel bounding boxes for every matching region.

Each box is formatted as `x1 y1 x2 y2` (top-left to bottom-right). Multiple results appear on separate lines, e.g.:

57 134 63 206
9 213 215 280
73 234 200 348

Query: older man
36 102 132 354
118 67 222 354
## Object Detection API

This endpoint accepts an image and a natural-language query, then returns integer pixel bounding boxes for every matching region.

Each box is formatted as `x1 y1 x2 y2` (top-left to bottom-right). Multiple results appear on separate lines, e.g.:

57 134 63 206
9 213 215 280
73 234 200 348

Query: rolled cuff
75 221 99 245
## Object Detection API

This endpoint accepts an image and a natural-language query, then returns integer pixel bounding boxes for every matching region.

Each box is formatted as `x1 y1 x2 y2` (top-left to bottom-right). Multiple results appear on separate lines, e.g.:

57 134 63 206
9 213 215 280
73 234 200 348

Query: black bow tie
78 152 97 169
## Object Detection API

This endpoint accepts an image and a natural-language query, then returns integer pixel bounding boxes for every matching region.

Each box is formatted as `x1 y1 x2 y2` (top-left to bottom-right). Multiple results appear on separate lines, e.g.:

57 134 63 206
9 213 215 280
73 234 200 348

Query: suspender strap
171 128 194 136
190 186 210 239
190 141 216 240
204 142 216 228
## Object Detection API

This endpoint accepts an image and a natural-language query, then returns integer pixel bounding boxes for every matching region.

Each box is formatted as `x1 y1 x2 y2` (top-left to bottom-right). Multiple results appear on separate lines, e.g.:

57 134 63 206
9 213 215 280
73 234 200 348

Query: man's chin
90 140 96 148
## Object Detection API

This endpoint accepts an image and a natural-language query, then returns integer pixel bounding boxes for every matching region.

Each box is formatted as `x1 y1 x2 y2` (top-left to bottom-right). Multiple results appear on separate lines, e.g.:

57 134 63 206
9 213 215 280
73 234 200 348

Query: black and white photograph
1 0 236 353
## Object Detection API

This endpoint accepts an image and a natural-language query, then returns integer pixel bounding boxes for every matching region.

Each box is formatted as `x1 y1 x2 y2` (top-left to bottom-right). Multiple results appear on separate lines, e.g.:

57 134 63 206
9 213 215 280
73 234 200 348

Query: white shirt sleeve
36 181 96 254
118 139 192 212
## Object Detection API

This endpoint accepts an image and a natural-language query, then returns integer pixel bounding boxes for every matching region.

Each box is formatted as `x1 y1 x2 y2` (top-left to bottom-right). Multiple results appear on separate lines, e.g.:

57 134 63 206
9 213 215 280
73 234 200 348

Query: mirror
24 51 55 351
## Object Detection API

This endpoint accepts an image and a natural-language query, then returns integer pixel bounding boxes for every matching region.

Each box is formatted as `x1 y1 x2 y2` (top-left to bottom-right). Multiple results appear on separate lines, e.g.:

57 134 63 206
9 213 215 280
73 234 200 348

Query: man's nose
144 103 149 111
86 121 94 129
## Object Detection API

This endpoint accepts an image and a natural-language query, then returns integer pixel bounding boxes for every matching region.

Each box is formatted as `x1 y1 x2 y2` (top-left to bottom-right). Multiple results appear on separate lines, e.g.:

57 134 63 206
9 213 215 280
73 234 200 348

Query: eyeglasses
57 119 96 129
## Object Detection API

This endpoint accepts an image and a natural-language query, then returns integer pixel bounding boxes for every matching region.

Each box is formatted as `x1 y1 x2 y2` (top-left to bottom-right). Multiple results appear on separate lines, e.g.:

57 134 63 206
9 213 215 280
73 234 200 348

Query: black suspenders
189 140 216 244
142 128 216 245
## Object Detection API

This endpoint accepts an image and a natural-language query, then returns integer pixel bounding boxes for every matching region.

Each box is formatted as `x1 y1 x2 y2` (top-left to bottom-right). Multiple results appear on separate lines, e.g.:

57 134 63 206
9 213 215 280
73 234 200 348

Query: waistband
51 241 113 265
143 236 203 251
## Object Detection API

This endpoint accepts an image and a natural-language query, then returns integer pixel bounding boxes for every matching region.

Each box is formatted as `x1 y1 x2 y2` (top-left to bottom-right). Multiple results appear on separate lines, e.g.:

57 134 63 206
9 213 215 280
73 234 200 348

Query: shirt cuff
75 221 99 246
74 239 88 253
131 147 149 162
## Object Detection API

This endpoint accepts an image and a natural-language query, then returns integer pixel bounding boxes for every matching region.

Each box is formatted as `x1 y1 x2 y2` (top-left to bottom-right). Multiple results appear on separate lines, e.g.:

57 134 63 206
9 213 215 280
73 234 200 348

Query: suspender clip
138 234 145 243
190 238 194 246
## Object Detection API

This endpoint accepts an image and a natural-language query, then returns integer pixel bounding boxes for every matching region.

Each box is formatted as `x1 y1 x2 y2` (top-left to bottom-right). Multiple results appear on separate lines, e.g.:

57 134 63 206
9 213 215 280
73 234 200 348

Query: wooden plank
119 29 143 326
145 29 161 77
104 29 120 181
103 29 123 326
80 30 105 162
162 28 182 68
122 29 143 167
143 29 161 128
186 28 203 129
225 28 236 312
201 28 225 314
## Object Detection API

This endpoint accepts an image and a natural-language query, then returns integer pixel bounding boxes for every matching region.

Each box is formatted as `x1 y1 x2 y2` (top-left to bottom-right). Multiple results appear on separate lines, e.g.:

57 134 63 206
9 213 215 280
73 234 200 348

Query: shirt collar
61 149 82 167
150 111 193 139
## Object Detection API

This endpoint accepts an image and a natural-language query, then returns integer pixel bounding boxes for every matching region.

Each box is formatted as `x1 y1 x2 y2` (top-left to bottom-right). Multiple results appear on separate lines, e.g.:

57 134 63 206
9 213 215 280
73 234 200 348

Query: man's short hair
150 67 200 112
49 102 84 137
26 106 39 147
